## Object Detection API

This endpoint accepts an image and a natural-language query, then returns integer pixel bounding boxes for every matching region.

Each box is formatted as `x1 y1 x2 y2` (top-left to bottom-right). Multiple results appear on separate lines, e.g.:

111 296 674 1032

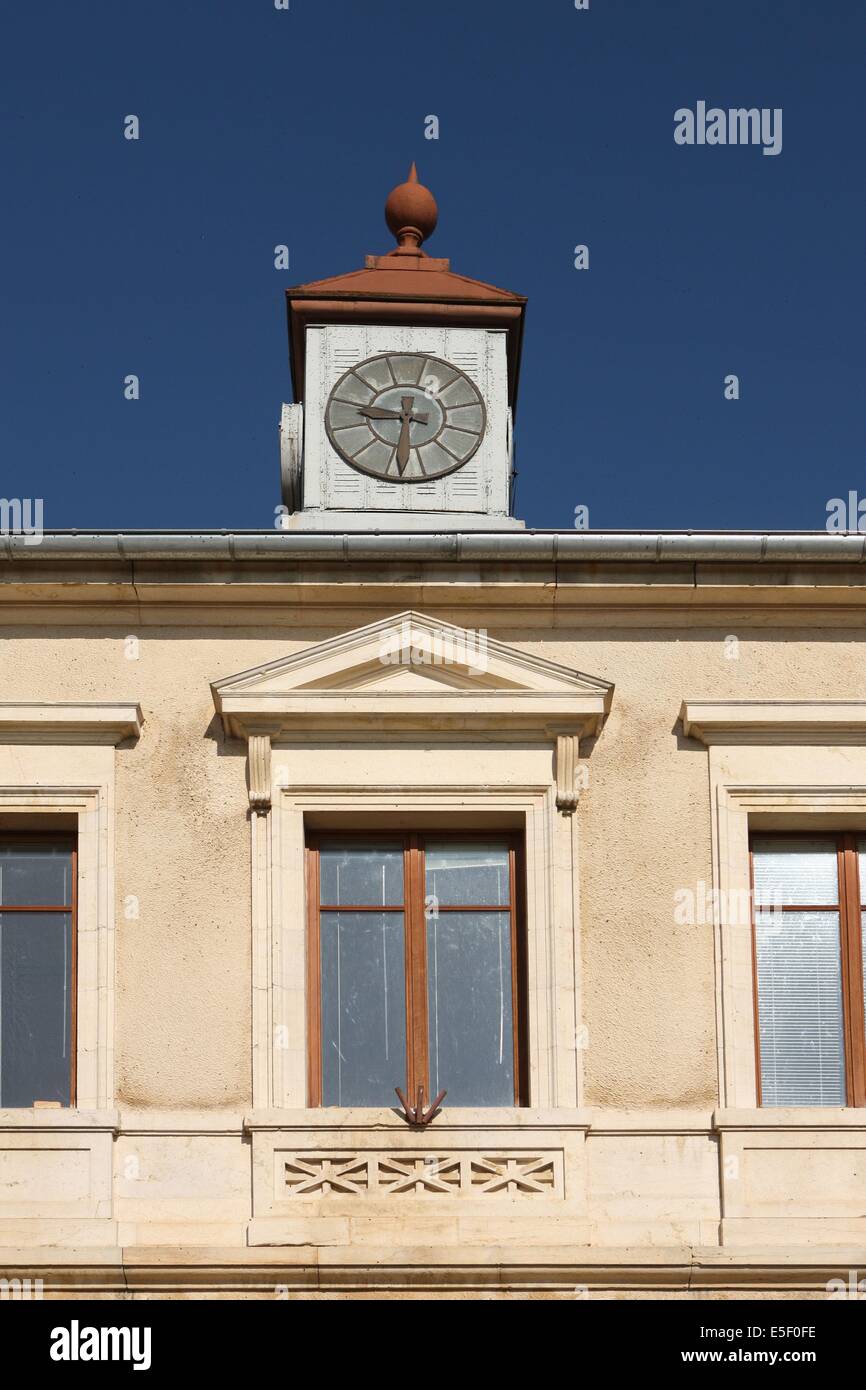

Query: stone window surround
213 612 614 1114
682 699 866 1115
258 783 583 1113
0 702 142 1114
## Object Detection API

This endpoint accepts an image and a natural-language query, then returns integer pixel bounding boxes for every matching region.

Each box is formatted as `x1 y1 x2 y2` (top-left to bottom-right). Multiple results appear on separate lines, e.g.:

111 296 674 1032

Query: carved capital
554 732 580 814
247 732 273 815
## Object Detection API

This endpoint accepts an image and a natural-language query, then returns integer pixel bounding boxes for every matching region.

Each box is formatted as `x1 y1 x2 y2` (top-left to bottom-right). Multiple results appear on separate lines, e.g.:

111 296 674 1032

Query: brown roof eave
285 295 526 406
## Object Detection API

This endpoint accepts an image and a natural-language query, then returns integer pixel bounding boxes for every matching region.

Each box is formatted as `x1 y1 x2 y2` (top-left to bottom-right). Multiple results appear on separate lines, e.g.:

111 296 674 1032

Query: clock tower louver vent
279 166 527 532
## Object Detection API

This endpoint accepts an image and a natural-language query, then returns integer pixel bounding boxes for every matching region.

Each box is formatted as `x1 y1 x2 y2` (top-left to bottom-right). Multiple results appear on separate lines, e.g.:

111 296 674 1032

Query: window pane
751 837 838 906
320 911 406 1106
0 912 73 1107
424 842 510 907
0 844 73 907
754 909 845 1106
427 910 514 1105
319 842 403 906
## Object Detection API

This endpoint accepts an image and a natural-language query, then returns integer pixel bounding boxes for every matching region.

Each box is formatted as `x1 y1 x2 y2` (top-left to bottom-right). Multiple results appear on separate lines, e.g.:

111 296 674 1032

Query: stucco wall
523 624 866 1108
1 619 863 1113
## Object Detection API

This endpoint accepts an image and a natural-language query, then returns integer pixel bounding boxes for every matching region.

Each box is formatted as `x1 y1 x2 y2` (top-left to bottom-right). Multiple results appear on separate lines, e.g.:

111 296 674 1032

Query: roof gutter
0 531 864 565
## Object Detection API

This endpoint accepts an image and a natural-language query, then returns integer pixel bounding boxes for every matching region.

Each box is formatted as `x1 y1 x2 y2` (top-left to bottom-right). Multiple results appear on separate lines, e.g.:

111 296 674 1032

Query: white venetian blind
751 837 846 1106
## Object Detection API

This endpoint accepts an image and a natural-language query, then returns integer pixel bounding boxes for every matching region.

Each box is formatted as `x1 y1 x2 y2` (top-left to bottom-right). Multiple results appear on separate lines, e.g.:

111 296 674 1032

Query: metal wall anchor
395 1085 446 1127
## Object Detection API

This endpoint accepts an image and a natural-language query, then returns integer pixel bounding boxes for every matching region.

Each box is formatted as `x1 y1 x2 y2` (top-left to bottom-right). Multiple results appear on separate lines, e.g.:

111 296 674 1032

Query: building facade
1 171 865 1299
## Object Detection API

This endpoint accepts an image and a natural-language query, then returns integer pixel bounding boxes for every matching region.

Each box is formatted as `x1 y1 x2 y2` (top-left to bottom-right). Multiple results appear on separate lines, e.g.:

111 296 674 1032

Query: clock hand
356 401 430 426
396 396 416 474
355 396 432 475
356 404 402 421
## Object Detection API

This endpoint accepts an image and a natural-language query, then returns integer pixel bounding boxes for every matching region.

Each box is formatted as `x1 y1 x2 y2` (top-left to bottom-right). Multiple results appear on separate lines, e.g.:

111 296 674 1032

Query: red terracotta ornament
385 163 439 252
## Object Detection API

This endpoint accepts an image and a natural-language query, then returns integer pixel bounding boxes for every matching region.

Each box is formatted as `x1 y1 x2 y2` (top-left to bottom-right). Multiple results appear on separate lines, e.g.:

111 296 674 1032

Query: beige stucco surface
2 590 866 1295
0 620 864 1111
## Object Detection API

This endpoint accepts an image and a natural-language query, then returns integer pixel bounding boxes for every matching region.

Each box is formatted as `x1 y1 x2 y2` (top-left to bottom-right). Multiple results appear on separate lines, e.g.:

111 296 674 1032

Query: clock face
325 352 486 483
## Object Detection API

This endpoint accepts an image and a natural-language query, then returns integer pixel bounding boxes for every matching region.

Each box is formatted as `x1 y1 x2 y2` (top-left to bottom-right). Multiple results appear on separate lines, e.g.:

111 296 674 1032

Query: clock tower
280 166 527 530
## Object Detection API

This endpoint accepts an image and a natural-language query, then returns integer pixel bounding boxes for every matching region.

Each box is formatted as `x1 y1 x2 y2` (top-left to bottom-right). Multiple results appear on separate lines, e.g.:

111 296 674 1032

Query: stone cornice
243 1107 594 1133
1 1244 862 1294
681 700 866 745
213 613 611 813
6 576 866 626
0 1109 120 1134
213 612 611 741
0 702 143 745
4 534 866 628
714 1107 866 1132
217 695 609 740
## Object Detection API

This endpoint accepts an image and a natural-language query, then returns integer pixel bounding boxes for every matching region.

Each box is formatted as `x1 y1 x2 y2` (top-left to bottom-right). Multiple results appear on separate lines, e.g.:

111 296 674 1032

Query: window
0 838 76 1108
306 835 526 1108
751 834 866 1107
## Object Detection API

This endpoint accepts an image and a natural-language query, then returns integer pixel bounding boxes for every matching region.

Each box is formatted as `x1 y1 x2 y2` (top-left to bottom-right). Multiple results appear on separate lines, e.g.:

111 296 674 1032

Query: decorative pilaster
555 733 580 815
247 726 276 1105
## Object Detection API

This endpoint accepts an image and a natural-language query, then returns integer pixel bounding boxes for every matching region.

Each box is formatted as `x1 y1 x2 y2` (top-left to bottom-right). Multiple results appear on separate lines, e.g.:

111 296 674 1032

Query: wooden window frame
0 832 78 1108
749 830 866 1108
305 831 527 1108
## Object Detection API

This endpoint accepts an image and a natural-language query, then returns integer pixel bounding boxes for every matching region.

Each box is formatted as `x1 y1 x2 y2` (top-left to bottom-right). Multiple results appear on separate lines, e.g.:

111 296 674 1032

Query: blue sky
1 0 863 532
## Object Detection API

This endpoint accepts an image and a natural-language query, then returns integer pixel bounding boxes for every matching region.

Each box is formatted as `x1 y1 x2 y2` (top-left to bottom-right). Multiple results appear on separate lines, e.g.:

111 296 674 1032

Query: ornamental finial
385 163 439 253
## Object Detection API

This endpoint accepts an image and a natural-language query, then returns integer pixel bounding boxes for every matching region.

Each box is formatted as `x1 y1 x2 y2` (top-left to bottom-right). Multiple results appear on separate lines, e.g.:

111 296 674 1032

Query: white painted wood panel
300 324 511 523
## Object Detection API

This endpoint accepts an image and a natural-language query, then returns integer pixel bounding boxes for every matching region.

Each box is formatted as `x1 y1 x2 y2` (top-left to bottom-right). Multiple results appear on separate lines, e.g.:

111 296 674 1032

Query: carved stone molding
0 702 142 746
211 611 614 741
281 1150 564 1198
210 616 614 1109
247 732 273 814
0 779 117 1111
554 732 580 814
212 613 612 822
681 700 866 746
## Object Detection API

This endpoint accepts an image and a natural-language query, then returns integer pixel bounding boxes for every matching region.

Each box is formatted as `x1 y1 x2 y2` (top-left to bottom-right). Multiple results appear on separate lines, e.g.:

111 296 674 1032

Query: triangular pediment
212 611 613 738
